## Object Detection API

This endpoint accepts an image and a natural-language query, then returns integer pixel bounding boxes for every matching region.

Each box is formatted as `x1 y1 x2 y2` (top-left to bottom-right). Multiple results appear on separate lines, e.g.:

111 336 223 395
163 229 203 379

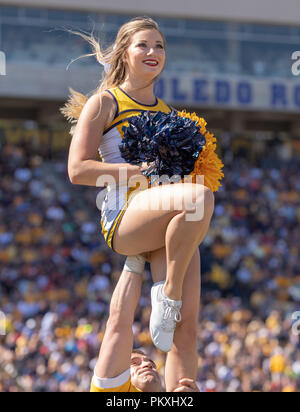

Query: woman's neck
120 78 156 105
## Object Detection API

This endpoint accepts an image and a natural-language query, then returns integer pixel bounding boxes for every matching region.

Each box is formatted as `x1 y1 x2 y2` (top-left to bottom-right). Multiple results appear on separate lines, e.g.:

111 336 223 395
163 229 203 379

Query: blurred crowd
0 135 299 392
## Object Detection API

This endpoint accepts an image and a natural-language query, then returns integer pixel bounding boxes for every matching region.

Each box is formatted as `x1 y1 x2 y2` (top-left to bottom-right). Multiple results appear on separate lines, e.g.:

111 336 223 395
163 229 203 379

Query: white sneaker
150 281 182 352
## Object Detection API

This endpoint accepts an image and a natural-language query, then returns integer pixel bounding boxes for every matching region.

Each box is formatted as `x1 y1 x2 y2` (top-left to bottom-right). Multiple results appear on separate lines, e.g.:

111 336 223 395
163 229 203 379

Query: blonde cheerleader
61 16 223 392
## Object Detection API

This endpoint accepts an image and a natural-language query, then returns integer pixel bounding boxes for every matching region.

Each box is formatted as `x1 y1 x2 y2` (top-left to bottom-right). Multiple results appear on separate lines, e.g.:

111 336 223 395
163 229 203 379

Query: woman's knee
181 184 214 223
194 186 214 218
183 184 214 214
203 187 215 218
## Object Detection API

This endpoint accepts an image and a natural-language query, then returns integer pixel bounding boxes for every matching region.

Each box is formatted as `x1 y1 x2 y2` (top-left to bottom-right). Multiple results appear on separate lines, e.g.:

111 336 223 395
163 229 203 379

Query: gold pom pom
177 111 224 192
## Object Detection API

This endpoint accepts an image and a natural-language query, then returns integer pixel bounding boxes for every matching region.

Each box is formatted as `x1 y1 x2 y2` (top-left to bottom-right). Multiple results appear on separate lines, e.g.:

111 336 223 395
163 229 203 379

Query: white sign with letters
155 72 300 112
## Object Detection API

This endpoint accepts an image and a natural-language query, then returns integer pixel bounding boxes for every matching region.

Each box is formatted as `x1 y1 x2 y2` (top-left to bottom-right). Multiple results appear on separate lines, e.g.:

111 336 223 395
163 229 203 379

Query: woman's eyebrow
137 40 163 43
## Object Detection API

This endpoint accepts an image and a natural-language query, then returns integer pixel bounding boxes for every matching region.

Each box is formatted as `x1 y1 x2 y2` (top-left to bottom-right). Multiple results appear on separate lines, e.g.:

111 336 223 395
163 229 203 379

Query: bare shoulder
82 91 116 126
71 90 117 155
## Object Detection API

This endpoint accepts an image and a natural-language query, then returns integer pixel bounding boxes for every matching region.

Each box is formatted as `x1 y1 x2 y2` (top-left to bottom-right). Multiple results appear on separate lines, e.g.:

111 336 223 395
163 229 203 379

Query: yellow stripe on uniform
90 377 141 392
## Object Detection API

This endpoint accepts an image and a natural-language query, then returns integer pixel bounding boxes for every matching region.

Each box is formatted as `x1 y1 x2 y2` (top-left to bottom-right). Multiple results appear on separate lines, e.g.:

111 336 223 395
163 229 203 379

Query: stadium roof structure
1 0 300 26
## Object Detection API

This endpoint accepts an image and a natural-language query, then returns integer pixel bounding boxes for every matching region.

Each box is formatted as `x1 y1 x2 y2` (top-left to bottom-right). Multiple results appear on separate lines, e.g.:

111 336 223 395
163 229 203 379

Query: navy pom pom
119 111 206 179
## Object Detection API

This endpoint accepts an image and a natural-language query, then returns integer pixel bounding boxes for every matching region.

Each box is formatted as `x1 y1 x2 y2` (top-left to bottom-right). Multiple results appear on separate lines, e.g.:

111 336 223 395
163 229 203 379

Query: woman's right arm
68 92 142 187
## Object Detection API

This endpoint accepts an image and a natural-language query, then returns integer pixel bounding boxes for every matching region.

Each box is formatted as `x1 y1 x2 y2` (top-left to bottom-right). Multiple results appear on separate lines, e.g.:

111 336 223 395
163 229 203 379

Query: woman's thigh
113 183 209 256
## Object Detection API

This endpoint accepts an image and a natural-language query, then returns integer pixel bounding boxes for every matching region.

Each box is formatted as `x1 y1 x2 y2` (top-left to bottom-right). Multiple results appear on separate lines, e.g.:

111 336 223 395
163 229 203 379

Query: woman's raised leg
113 182 213 351
114 182 213 300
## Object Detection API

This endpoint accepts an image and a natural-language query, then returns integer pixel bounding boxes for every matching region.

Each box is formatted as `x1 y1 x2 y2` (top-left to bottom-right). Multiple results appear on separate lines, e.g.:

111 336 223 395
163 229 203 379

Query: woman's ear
122 51 128 66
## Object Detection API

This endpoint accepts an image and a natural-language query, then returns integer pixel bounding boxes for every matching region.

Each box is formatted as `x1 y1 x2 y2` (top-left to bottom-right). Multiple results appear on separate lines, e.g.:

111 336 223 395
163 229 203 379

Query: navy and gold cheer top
98 87 171 251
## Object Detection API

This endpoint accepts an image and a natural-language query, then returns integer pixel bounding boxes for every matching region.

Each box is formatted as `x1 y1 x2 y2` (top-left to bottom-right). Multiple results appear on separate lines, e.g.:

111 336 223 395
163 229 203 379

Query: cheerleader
62 16 219 392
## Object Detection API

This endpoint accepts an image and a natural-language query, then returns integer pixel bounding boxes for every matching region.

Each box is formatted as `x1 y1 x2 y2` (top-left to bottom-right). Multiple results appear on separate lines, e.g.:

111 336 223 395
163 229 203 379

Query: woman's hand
127 162 156 186
124 164 150 192
127 162 148 178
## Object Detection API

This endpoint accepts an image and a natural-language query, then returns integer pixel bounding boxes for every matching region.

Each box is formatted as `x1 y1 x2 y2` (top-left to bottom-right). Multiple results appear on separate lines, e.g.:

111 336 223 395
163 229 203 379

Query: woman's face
124 29 166 80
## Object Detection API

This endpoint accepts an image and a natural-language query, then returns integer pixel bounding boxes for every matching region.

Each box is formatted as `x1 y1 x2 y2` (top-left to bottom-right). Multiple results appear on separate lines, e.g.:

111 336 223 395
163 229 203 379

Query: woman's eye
136 43 164 49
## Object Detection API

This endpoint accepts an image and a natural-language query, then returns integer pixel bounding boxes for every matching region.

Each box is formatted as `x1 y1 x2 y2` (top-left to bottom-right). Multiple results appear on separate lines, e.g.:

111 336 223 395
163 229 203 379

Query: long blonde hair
60 16 166 125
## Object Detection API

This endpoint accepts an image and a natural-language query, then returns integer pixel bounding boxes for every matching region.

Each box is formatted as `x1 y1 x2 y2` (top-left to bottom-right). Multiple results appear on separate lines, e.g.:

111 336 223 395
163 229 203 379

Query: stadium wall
2 65 300 114
0 63 100 100
1 0 300 25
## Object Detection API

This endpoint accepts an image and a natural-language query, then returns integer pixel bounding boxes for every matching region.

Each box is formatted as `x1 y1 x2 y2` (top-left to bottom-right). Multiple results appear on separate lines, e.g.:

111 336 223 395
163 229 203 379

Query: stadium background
0 0 300 392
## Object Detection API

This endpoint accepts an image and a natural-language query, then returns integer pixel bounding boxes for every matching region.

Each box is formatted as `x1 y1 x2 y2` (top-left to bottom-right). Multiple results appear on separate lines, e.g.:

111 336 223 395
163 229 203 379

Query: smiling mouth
143 60 159 67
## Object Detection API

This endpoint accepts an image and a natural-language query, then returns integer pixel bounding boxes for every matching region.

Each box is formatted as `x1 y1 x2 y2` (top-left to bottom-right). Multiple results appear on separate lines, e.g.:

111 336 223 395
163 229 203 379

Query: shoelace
162 303 182 332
